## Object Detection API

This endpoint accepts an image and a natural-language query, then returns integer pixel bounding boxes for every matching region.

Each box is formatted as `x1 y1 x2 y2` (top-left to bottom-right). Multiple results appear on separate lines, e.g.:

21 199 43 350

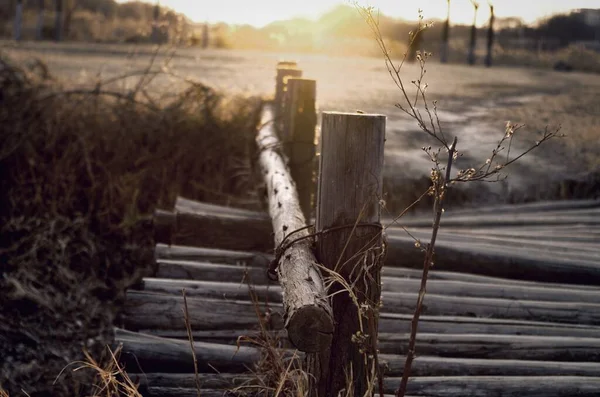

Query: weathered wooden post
257 105 333 353
274 62 302 132
281 78 317 221
440 0 451 63
14 0 23 41
312 112 386 396
485 4 495 67
54 0 63 41
36 0 46 41
467 0 479 65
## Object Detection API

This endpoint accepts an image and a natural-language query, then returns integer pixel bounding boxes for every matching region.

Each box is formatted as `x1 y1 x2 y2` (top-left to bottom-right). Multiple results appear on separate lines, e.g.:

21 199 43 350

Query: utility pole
485 3 495 67
36 0 45 40
467 0 479 65
440 0 451 63
151 0 160 43
202 23 209 49
14 0 23 41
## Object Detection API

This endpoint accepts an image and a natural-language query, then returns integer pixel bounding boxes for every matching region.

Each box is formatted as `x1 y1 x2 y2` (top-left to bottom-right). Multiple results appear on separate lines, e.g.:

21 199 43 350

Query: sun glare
148 0 599 27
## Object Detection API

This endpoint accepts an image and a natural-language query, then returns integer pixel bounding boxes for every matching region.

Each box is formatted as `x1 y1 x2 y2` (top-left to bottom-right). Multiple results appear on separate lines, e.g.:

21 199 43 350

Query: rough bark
256 104 333 353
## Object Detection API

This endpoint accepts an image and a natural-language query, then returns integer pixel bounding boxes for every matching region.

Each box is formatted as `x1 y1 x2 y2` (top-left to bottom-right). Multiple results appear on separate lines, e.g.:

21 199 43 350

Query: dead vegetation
0 51 262 396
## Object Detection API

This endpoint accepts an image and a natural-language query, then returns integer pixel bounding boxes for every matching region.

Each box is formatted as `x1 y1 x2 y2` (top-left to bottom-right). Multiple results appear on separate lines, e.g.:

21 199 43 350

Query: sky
134 0 600 27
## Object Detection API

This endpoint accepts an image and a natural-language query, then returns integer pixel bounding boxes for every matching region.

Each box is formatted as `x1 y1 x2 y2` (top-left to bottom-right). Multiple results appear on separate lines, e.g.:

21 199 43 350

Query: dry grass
0 50 262 396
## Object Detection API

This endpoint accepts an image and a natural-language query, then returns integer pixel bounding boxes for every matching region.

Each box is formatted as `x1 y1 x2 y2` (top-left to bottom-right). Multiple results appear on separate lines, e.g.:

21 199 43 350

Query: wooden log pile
116 62 600 396
117 193 600 396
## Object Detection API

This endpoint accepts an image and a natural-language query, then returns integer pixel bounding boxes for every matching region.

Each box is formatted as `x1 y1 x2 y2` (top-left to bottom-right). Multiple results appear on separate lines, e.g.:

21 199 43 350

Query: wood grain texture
313 111 386 396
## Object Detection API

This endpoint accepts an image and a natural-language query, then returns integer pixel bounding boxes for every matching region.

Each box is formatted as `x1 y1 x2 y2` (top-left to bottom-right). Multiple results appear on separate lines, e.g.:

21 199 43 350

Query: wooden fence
115 61 600 397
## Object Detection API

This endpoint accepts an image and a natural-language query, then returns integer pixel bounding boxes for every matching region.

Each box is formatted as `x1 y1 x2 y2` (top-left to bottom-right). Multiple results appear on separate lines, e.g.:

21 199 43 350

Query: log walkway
113 62 600 396
115 195 600 396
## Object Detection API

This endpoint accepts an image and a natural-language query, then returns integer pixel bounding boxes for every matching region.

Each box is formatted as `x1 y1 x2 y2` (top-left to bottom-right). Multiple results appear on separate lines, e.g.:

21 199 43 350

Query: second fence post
283 78 317 221
312 111 386 396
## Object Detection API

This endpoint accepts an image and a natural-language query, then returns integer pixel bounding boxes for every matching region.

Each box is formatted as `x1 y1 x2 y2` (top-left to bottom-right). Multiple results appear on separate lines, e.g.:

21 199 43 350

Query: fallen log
114 328 260 373
123 291 600 338
385 375 600 396
144 273 600 304
115 328 600 378
129 373 257 397
152 207 600 284
130 374 600 397
154 261 274 286
152 208 273 252
121 291 265 331
377 333 600 361
385 233 600 285
437 198 600 216
255 104 332 353
381 355 600 377
135 281 600 325
154 244 271 267
154 252 600 291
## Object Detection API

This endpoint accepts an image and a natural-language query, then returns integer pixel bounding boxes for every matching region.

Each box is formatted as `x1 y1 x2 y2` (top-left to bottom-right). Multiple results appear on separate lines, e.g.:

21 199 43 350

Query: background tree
440 0 451 63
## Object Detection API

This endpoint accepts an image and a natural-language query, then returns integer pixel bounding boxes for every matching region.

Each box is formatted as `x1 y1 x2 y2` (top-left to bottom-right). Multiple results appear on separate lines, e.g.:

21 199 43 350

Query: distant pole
36 0 45 41
55 0 63 42
202 23 209 48
485 4 495 67
440 0 451 63
467 0 479 65
152 1 160 43
407 29 423 63
14 0 23 41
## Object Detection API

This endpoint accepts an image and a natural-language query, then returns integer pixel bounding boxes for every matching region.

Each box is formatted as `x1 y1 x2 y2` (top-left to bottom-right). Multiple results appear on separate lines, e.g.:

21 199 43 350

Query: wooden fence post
312 112 386 396
36 0 45 41
282 78 317 221
274 62 302 133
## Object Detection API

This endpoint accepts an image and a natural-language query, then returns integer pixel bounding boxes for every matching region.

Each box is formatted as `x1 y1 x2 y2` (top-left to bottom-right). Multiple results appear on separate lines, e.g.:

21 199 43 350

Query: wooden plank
257 105 332 353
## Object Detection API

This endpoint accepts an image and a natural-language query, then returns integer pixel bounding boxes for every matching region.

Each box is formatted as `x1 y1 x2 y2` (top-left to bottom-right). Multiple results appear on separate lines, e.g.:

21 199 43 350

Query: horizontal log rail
254 104 333 353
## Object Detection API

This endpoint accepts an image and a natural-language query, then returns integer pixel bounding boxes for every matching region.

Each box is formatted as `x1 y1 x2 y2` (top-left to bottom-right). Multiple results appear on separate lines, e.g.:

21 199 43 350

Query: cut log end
287 304 334 353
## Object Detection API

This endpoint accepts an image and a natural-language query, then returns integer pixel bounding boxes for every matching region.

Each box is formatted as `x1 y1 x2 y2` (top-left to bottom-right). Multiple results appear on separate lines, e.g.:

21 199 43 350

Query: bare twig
182 289 202 397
